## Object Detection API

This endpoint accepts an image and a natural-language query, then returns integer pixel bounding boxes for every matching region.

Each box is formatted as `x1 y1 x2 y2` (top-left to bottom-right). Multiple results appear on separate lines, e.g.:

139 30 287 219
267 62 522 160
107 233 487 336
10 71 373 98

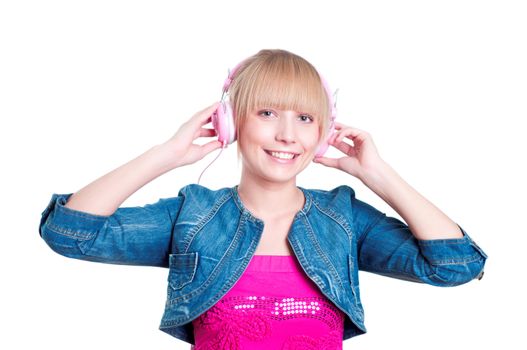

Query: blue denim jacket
39 184 487 344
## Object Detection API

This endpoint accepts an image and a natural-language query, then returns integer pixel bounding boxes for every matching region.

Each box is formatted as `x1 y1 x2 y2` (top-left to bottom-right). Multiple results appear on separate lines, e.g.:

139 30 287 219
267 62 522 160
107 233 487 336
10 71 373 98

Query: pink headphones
211 60 337 158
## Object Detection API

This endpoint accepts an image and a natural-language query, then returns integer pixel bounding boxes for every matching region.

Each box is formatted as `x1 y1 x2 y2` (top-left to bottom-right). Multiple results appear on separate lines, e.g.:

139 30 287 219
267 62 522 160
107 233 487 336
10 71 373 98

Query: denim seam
168 253 198 290
164 241 252 328
44 223 95 240
301 212 346 296
166 213 253 306
182 191 232 253
56 202 110 220
419 239 470 246
298 187 313 214
365 256 483 280
230 187 265 224
312 201 353 241
310 191 355 261
426 253 485 265
162 250 249 326
165 226 259 321
347 255 364 317
204 240 258 315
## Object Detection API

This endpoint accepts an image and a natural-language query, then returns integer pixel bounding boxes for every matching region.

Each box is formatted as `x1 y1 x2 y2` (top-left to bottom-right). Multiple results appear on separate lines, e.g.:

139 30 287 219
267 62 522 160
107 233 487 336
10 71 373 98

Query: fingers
313 156 339 168
198 101 221 116
333 122 365 135
193 127 217 141
200 139 223 156
332 123 369 145
332 140 356 156
195 101 221 126
334 121 361 130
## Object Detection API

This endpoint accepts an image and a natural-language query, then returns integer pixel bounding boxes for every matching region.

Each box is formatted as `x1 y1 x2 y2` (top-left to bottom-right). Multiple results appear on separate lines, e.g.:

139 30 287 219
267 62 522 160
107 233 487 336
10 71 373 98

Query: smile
264 150 299 160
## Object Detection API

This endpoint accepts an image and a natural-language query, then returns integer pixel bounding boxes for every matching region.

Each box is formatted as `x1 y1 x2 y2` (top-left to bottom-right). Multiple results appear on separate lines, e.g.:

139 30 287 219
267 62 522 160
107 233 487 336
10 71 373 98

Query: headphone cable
197 145 225 185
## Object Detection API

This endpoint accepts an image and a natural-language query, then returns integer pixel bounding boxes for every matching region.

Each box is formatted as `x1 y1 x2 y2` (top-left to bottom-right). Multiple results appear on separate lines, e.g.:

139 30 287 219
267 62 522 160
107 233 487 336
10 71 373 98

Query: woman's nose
275 118 296 143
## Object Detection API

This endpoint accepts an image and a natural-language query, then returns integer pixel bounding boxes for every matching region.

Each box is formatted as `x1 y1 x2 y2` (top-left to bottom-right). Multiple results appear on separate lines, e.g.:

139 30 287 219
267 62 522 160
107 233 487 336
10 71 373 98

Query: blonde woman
39 49 487 349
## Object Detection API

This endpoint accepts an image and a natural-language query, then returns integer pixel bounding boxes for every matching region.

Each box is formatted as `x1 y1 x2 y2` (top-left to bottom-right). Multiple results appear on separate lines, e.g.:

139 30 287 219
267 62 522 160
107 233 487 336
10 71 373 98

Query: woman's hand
313 122 386 181
158 102 223 170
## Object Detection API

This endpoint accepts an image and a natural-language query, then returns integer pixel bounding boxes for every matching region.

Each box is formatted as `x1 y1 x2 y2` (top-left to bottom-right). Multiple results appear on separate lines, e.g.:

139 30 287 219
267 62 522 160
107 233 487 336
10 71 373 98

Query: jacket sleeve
39 192 184 268
349 187 488 286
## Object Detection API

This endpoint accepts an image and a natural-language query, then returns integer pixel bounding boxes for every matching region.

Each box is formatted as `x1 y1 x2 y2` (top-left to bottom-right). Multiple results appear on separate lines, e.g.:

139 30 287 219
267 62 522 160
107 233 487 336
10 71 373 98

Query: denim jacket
39 184 487 344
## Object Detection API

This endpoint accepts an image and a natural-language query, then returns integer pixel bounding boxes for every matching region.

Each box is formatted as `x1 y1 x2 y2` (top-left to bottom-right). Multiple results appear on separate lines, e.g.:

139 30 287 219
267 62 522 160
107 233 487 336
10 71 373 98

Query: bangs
230 51 331 139
240 66 329 122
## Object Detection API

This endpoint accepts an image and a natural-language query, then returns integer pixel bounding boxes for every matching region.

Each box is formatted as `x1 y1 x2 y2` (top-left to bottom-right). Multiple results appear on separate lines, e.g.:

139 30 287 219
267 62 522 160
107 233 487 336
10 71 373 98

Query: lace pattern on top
192 294 344 350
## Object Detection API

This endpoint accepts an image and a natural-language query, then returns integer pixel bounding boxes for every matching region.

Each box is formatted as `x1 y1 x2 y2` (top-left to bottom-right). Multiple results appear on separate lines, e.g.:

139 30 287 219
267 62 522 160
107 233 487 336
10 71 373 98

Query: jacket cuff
418 224 487 280
39 193 109 239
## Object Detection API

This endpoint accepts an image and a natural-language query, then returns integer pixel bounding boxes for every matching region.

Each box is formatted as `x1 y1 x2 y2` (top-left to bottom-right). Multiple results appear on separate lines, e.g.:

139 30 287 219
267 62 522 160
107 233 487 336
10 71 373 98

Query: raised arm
315 122 479 240
64 102 222 216
39 103 223 267
314 123 487 285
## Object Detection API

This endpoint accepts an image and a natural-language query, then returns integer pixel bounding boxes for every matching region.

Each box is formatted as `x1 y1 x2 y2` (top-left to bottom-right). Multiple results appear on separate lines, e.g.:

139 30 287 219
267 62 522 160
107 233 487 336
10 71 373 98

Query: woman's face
238 107 321 185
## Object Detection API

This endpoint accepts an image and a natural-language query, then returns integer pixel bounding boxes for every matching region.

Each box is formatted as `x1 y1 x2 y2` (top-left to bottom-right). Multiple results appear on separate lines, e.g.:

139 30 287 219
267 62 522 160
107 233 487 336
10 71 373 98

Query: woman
39 49 487 349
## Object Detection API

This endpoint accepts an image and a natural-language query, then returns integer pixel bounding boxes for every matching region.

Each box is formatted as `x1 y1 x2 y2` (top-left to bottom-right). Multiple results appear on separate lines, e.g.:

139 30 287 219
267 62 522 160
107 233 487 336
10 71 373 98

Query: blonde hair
227 49 332 160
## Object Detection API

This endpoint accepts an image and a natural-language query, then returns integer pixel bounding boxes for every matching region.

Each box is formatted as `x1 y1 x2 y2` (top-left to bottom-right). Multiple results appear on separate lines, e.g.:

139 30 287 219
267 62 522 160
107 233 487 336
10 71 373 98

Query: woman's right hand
158 102 223 170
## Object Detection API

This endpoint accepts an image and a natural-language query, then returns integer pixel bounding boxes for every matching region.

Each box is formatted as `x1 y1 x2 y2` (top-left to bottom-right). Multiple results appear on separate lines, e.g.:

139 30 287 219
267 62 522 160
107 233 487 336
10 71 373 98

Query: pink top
192 255 345 349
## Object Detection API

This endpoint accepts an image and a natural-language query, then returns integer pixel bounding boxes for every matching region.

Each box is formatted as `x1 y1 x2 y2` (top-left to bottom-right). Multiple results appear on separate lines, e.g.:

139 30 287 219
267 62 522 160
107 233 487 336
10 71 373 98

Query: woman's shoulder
160 184 235 213
175 184 235 205
303 184 358 202
301 185 363 214
304 185 385 223
176 183 233 200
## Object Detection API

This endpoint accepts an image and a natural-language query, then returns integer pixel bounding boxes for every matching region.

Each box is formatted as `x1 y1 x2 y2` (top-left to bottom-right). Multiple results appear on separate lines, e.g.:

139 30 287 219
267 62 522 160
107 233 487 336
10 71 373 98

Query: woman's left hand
313 122 386 181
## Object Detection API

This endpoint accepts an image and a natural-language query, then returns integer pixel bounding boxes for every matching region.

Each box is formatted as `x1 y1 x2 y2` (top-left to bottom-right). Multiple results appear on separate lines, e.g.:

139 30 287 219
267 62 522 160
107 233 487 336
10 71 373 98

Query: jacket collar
230 185 313 224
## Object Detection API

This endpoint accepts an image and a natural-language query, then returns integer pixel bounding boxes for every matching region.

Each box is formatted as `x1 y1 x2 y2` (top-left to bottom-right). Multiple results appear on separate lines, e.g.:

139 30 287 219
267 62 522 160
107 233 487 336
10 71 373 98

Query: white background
1 0 525 348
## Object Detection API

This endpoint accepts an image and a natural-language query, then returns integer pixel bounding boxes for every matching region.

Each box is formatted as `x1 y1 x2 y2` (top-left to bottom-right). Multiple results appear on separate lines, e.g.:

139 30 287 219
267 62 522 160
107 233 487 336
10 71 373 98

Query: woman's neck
237 174 304 220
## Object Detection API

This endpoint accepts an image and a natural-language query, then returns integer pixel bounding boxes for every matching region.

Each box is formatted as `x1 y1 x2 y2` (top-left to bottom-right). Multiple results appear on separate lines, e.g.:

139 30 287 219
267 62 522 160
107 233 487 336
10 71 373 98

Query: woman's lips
264 150 299 163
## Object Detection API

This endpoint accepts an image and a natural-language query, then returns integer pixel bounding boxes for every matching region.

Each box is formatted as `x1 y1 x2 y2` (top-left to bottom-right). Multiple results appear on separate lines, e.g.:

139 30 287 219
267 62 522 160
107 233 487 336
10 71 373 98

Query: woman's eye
259 110 274 118
299 115 314 123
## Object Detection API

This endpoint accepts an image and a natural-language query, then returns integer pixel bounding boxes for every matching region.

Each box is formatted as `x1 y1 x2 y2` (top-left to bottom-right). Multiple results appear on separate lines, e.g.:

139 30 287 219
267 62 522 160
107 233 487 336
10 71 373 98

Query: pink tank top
192 255 345 349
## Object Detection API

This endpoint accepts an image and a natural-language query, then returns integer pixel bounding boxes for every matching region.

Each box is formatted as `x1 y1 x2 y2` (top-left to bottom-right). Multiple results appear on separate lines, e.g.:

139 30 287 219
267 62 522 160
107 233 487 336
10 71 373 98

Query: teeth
270 151 295 160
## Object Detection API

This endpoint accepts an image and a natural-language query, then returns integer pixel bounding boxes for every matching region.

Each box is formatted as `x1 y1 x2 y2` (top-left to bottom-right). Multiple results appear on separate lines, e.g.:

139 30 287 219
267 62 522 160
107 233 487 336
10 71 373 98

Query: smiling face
238 107 320 185
228 50 331 185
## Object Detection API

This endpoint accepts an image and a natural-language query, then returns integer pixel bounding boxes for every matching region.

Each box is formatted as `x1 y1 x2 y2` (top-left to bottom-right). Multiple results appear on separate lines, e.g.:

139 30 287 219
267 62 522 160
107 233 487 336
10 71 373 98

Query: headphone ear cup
212 101 236 146
314 120 336 158
315 141 327 158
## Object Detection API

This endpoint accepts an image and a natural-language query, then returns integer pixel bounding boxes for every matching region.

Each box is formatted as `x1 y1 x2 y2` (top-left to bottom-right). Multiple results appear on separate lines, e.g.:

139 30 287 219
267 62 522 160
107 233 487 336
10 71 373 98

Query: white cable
197 145 225 185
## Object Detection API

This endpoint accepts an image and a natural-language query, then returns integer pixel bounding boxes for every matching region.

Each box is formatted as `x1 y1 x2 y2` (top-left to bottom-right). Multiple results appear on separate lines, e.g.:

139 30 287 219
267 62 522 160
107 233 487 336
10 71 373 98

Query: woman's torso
192 254 345 349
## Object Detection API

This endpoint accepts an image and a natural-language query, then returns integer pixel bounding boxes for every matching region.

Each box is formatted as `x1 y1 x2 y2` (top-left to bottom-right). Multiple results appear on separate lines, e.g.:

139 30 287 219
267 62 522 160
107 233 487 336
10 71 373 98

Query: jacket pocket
168 252 198 290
